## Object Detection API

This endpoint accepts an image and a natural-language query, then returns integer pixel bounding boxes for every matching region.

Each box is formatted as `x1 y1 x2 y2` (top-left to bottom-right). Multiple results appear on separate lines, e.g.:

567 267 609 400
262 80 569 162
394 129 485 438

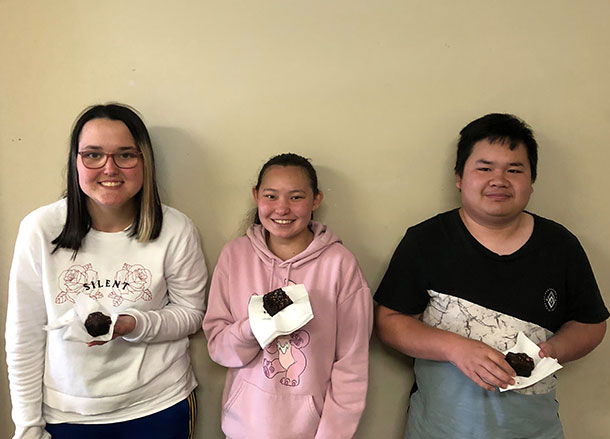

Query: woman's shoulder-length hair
52 103 163 258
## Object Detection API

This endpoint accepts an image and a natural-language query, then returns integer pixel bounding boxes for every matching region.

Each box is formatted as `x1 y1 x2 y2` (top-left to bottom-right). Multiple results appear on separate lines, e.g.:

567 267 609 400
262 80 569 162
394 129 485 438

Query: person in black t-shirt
374 113 608 439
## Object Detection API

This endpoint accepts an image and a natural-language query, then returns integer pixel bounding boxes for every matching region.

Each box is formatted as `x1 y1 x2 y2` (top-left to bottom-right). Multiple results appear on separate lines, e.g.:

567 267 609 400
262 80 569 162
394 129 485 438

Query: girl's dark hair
253 153 319 225
455 113 538 182
52 103 163 257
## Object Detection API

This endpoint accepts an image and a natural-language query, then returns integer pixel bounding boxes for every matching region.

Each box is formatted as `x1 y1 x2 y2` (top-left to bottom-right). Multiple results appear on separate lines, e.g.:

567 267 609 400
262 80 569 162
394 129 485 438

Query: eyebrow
476 159 525 167
79 145 138 151
261 188 307 193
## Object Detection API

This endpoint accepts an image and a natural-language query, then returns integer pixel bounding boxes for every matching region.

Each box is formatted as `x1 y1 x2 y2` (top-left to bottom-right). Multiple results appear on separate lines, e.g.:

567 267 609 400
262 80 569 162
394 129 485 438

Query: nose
102 154 119 174
489 169 509 187
275 198 290 215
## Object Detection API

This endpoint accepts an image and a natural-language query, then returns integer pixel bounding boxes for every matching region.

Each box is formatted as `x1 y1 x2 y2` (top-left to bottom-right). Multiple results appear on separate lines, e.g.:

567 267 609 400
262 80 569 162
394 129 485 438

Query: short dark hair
455 113 538 182
253 153 320 225
52 103 163 257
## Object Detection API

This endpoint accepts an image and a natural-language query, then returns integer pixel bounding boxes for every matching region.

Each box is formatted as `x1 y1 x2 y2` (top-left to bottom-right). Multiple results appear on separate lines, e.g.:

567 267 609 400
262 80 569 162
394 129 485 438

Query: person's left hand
88 314 136 347
537 341 556 359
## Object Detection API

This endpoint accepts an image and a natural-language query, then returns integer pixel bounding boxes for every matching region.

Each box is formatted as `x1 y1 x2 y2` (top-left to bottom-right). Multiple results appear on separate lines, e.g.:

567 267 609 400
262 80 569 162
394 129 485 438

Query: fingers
461 362 506 392
451 339 516 391
477 358 515 389
469 371 496 392
537 342 553 358
538 345 547 358
87 340 108 347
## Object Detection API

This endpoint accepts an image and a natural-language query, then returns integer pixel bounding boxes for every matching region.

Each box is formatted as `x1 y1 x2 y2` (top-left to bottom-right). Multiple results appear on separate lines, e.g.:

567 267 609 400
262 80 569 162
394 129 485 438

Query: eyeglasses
78 150 142 169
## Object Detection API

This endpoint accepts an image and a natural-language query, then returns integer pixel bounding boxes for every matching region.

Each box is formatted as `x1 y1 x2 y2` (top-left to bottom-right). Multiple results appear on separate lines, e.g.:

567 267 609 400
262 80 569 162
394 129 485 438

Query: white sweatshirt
5 199 208 439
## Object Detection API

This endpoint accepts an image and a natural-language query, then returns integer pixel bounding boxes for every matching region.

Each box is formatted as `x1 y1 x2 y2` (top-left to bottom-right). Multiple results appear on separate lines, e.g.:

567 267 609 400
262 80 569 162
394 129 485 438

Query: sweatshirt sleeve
202 247 262 367
315 264 373 439
5 218 52 439
123 218 208 343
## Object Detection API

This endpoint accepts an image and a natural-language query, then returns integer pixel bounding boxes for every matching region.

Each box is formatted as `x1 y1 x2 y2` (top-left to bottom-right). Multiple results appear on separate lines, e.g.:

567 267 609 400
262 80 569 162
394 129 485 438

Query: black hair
455 113 538 182
253 153 320 225
52 103 163 257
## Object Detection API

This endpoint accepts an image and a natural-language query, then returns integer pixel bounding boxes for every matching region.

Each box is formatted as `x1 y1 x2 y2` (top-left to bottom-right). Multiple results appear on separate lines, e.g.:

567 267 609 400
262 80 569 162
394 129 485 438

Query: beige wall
1 1 609 438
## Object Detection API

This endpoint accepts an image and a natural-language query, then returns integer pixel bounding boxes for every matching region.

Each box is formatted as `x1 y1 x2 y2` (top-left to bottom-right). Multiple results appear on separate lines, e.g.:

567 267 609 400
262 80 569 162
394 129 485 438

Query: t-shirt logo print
55 263 154 306
56 263 101 303
544 288 558 312
108 263 153 307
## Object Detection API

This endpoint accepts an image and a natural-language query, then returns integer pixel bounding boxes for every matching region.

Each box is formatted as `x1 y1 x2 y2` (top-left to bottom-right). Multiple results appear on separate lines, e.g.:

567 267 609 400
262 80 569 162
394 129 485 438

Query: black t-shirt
375 209 608 333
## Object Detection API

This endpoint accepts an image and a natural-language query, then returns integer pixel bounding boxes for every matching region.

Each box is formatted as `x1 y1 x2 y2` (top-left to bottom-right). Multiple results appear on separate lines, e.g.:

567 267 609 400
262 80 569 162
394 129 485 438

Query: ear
252 186 259 203
455 174 462 192
312 191 324 211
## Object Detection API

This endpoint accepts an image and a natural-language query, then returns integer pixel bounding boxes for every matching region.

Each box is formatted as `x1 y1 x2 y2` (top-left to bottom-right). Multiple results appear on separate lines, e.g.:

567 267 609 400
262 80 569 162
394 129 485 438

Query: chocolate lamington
85 311 112 337
263 288 293 316
505 352 535 377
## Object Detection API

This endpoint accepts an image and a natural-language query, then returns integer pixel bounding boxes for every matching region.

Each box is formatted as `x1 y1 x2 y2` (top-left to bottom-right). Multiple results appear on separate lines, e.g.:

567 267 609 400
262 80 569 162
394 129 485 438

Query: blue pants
45 392 197 439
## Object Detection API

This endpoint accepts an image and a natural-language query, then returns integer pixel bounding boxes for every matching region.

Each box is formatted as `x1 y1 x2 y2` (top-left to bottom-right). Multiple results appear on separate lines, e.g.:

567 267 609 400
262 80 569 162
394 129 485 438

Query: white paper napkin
43 295 118 343
248 284 314 349
500 331 563 392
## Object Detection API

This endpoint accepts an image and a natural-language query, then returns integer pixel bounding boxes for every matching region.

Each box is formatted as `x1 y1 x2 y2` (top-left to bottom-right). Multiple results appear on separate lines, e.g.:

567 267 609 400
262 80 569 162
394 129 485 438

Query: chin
91 197 136 210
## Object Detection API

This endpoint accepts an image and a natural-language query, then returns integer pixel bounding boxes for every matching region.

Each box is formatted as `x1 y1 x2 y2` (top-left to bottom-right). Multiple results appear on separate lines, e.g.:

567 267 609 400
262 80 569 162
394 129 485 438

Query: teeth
100 182 121 187
274 220 293 224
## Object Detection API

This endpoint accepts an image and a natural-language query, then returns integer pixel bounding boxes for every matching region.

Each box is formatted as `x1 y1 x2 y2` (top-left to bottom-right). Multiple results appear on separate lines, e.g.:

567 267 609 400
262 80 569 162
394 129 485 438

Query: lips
485 192 511 199
99 181 122 187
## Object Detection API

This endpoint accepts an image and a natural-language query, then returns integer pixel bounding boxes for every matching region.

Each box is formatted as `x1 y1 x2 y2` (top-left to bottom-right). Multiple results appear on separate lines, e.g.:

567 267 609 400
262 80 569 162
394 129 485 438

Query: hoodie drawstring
285 263 293 287
268 259 276 292
267 259 294 291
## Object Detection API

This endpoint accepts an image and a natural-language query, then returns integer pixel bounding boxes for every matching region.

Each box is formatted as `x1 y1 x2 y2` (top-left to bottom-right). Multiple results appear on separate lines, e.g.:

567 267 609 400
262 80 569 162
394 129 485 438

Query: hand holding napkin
248 284 314 349
500 331 563 392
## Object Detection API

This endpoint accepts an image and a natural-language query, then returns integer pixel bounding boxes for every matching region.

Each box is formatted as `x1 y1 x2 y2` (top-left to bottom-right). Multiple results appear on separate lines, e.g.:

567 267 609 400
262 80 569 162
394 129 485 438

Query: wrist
444 332 466 364
116 314 136 336
117 311 144 341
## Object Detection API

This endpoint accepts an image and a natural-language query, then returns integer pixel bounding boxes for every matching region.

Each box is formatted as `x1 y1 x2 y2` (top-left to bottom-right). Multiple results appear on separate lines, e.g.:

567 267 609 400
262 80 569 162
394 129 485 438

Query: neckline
453 209 537 259
87 226 132 240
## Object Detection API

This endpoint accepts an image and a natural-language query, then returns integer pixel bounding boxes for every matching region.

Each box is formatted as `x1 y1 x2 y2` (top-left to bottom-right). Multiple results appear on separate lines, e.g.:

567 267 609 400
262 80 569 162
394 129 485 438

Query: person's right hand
447 337 516 391
88 314 136 347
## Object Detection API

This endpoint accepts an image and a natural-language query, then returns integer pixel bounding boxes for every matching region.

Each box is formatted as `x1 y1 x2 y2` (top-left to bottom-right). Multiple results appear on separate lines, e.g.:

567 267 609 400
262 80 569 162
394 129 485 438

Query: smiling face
253 165 323 249
77 118 143 216
456 138 533 227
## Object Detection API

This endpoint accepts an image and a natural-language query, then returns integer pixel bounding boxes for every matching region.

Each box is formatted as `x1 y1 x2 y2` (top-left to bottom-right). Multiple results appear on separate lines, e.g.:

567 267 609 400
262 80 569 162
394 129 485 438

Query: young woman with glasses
6 104 208 439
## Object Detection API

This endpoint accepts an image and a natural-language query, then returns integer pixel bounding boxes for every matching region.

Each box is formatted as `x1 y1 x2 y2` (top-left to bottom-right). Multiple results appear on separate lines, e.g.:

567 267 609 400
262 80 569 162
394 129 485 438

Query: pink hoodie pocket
222 380 321 439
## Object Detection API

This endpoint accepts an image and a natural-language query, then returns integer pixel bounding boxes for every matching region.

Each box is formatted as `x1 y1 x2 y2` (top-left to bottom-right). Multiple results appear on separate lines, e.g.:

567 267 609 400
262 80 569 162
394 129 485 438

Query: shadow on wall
359 333 415 438
149 127 230 438
442 136 462 209
312 138 460 288
149 126 227 258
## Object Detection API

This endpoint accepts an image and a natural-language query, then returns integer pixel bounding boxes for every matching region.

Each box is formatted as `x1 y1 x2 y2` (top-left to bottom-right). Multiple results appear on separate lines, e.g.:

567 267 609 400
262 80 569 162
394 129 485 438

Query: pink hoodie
203 222 373 439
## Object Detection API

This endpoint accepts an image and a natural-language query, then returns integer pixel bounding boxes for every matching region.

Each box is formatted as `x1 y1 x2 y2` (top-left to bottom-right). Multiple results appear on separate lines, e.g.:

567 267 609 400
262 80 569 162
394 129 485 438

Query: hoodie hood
246 221 342 290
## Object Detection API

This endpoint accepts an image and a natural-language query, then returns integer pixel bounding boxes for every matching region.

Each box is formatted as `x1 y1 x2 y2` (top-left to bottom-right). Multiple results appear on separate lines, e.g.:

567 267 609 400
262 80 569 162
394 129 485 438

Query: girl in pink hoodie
203 153 373 439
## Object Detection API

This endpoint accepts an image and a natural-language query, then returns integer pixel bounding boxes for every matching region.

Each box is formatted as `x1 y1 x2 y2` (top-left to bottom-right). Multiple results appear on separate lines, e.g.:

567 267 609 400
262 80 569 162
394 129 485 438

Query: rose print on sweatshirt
263 330 310 387
56 263 101 303
109 263 153 306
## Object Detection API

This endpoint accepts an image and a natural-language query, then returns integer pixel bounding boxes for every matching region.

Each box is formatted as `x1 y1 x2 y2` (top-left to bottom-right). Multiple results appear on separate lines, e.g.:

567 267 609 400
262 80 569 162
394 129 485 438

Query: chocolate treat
505 352 535 377
85 312 112 337
263 288 293 316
